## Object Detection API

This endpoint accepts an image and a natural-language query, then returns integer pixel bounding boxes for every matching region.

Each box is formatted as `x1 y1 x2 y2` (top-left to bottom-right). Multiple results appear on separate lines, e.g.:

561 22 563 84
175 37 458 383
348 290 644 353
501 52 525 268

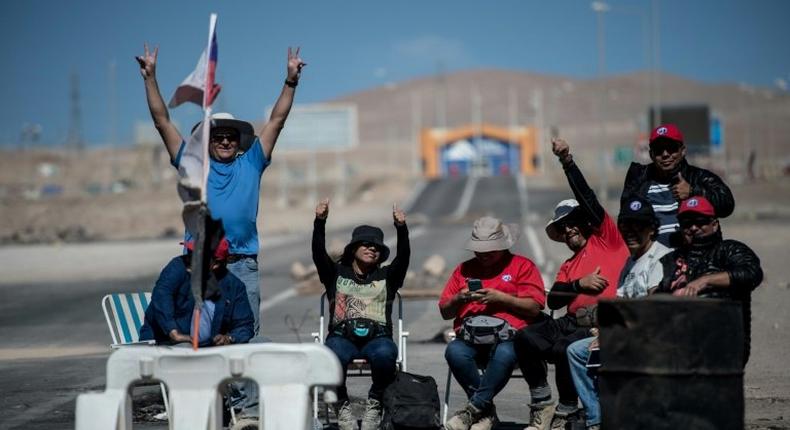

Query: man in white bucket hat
440 216 546 430
136 44 306 335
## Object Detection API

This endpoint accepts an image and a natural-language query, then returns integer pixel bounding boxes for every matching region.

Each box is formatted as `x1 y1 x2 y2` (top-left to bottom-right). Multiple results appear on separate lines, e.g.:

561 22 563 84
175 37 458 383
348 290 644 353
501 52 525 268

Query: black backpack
380 371 441 430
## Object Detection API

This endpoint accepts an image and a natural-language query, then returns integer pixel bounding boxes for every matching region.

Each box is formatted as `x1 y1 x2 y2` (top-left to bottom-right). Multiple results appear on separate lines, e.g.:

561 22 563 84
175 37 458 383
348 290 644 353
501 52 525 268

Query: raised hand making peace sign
135 43 158 80
286 47 306 83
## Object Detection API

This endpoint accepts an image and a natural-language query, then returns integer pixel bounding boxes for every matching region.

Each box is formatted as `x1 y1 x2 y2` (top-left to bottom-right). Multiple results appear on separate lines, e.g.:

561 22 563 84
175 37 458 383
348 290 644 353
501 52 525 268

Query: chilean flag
168 14 221 109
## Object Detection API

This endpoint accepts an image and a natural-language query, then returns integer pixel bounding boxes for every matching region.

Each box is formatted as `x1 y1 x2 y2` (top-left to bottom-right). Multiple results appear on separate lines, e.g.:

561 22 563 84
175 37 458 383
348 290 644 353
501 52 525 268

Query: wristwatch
285 79 298 88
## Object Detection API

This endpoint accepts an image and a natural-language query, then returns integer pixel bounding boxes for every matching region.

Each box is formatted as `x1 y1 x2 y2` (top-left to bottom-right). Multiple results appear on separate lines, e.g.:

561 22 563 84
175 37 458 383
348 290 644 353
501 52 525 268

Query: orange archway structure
421 124 537 178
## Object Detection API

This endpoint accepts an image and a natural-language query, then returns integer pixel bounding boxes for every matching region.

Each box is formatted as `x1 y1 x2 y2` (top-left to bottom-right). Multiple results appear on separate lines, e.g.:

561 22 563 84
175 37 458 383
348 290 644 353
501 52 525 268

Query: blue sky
2 0 789 147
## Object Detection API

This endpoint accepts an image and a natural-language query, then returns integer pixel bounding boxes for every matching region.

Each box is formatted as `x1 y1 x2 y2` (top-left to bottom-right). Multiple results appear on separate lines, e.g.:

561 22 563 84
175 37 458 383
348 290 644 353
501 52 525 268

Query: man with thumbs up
621 124 734 247
514 138 629 430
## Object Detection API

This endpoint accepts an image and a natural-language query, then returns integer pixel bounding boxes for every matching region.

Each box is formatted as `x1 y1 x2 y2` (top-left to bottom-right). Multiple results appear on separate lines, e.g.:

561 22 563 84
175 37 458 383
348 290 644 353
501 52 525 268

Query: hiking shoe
470 404 499 430
360 398 382 430
336 400 356 430
524 403 555 430
446 403 484 430
230 417 259 430
550 406 578 430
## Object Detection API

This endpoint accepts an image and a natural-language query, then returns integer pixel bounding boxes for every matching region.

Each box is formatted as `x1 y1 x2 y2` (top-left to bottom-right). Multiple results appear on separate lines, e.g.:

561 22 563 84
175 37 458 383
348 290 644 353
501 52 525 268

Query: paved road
1 175 789 429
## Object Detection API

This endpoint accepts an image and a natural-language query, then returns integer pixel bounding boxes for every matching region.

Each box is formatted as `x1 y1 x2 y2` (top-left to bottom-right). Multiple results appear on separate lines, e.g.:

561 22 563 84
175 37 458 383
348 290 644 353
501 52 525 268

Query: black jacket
621 159 735 218
655 230 763 365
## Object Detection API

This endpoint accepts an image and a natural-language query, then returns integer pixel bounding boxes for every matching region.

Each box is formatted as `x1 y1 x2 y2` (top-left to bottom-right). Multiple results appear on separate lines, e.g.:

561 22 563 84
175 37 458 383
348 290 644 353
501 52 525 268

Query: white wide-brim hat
545 199 580 242
192 112 256 152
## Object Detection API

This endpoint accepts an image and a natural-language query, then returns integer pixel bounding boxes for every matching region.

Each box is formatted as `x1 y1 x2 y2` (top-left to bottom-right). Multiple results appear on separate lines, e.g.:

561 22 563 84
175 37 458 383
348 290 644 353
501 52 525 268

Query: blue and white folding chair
101 293 169 418
102 292 155 347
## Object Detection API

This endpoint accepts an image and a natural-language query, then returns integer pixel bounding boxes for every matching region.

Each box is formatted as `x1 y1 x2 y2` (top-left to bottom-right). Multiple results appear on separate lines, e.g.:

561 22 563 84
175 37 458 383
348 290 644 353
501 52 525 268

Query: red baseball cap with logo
678 196 716 217
649 124 684 145
183 238 230 261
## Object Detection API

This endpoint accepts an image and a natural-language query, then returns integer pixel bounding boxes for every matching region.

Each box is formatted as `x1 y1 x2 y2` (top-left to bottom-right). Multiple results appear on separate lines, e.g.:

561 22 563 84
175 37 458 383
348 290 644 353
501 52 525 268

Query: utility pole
592 1 610 201
651 0 662 127
471 85 483 176
108 61 120 185
410 91 422 177
435 61 447 130
67 71 85 151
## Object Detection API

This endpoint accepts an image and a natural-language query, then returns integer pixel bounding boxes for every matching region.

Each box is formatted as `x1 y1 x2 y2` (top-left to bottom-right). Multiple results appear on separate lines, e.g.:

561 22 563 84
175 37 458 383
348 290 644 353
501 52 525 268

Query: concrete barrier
75 343 342 430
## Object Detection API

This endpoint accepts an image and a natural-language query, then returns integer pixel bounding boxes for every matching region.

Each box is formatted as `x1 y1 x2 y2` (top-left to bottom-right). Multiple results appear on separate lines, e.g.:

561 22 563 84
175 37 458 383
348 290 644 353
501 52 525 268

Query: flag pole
201 13 217 204
192 13 217 351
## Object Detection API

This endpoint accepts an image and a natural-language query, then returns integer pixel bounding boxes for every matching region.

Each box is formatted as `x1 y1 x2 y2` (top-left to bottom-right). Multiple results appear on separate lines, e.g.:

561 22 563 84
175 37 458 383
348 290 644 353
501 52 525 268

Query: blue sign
710 117 723 153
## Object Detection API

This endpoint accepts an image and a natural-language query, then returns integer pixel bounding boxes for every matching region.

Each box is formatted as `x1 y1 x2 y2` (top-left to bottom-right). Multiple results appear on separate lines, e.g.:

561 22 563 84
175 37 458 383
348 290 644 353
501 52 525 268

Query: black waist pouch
335 318 385 342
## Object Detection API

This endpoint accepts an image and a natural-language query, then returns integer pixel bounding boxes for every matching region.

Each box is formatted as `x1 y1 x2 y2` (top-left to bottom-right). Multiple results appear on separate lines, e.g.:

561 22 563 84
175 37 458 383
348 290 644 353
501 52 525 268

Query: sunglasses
555 215 585 230
358 242 381 252
650 142 682 155
210 132 239 143
679 217 714 229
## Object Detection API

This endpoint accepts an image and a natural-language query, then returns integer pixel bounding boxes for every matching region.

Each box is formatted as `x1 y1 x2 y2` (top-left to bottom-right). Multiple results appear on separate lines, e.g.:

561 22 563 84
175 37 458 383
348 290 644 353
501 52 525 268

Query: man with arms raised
136 44 306 334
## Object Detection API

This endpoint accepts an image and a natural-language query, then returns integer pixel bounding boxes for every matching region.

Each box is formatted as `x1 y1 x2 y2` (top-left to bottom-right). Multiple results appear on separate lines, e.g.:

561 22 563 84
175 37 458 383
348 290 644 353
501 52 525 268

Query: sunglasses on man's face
210 132 240 144
358 242 381 252
679 217 714 229
650 142 682 155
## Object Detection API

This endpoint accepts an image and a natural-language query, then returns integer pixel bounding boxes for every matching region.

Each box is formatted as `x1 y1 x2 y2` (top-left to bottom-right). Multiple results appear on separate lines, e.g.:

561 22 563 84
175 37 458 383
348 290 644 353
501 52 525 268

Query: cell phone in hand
586 347 601 368
467 278 483 292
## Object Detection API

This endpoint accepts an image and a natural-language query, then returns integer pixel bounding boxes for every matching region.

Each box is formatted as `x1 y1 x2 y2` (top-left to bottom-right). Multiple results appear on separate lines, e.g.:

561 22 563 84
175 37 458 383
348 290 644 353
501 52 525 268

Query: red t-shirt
555 212 629 315
438 253 546 332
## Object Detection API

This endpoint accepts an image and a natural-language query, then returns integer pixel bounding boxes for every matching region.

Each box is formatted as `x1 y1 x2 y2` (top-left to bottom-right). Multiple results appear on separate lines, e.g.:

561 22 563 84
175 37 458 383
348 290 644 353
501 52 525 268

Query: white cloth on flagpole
168 49 209 108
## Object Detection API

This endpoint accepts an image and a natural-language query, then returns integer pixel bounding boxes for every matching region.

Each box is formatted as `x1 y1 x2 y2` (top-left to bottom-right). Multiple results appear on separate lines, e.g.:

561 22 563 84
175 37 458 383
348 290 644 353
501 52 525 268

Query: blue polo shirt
172 138 270 255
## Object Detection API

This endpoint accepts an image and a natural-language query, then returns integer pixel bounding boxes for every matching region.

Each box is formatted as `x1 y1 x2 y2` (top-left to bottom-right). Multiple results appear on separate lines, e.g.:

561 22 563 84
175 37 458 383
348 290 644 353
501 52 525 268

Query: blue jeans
567 337 599 427
229 335 270 416
227 258 260 335
444 339 518 410
325 335 398 401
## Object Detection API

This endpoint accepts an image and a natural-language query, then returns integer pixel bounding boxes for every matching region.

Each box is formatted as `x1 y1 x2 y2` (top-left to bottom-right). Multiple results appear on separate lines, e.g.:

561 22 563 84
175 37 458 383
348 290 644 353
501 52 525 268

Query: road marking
385 225 426 246
402 179 427 212
524 225 545 266
524 224 553 291
452 176 478 220
261 288 298 311
260 226 428 312
516 175 529 220
0 345 107 361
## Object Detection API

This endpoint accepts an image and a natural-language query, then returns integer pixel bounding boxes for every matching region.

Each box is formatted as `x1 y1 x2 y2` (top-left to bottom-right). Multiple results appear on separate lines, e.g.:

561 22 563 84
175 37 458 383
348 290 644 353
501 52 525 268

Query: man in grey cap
136 44 306 335
440 216 546 430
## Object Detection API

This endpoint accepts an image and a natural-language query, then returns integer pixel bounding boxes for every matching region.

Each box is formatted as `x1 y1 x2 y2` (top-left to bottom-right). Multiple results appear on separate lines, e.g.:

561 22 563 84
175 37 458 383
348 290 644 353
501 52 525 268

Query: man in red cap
139 236 253 346
621 124 734 247
654 196 763 366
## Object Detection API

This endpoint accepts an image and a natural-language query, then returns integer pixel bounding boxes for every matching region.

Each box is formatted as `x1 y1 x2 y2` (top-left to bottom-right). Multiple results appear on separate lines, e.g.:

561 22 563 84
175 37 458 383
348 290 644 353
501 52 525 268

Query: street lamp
591 1 609 200
591 1 610 78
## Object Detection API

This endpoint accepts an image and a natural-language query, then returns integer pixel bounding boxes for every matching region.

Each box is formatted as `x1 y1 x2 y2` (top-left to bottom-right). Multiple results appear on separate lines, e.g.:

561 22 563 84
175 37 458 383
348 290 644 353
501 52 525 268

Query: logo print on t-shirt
502 274 512 282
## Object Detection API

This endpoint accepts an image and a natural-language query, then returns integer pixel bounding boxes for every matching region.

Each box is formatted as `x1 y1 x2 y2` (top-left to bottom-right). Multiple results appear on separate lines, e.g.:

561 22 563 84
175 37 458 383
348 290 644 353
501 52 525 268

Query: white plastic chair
101 293 169 418
311 291 410 424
